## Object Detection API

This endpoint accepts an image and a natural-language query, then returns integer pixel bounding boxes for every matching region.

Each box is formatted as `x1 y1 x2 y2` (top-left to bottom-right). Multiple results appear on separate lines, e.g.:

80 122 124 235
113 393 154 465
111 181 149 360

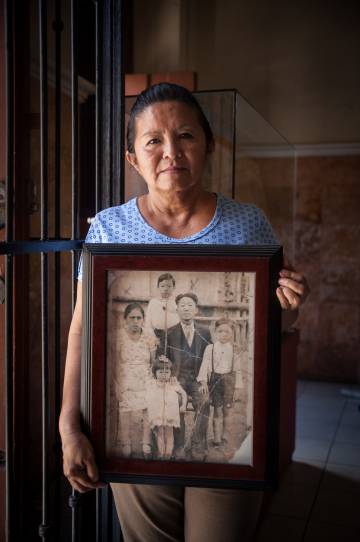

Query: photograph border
81 244 282 490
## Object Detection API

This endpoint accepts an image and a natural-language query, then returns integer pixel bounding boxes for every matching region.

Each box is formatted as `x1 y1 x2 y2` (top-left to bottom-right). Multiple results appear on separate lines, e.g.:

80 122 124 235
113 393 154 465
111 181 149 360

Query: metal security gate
1 1 127 540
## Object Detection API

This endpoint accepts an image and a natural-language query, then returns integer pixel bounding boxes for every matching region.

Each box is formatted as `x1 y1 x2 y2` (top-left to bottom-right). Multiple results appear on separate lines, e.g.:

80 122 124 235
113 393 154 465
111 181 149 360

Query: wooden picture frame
81 244 282 490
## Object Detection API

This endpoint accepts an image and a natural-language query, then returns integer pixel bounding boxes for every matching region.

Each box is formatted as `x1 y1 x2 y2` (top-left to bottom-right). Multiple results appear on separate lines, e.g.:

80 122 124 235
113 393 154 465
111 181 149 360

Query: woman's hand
62 431 106 493
276 256 309 311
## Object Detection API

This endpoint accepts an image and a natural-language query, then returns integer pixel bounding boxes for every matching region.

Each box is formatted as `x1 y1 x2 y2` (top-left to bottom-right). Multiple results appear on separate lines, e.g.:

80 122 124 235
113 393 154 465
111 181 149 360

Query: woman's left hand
276 256 309 311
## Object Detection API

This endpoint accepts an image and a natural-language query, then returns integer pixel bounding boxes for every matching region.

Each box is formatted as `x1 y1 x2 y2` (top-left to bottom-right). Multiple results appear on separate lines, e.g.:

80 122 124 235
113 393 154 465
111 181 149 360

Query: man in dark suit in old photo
160 292 212 461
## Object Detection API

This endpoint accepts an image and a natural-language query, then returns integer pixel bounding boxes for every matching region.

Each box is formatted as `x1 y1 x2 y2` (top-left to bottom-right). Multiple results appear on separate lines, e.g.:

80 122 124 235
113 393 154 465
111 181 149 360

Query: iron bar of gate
101 0 111 211
95 0 125 213
96 1 126 539
4 252 14 542
71 1 81 540
54 1 62 241
96 489 102 542
53 0 63 539
97 486 118 542
71 0 79 297
39 0 49 240
40 251 50 540
96 0 123 211
94 0 101 214
112 0 125 206
5 0 15 540
39 0 51 540
94 2 103 538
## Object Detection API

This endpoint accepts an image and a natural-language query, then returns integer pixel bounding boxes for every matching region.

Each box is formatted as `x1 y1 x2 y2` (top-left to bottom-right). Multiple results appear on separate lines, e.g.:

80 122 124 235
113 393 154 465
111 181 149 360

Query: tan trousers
111 483 263 542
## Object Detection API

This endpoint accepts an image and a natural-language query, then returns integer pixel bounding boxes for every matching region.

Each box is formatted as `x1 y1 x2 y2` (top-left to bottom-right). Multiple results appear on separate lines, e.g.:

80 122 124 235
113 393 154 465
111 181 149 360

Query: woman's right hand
62 431 107 493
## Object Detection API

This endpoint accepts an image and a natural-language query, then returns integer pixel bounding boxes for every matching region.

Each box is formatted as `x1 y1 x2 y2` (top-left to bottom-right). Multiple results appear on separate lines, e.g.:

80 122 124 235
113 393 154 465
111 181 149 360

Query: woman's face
126 101 210 197
125 308 144 333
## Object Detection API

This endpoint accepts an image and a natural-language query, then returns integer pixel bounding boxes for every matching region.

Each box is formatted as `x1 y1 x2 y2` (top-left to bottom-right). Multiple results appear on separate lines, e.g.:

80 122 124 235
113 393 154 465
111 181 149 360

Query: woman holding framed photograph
60 83 308 541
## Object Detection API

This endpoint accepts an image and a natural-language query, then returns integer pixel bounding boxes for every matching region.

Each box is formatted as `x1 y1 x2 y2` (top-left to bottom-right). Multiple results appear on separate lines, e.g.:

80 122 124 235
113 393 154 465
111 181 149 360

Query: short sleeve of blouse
77 197 279 280
77 214 103 280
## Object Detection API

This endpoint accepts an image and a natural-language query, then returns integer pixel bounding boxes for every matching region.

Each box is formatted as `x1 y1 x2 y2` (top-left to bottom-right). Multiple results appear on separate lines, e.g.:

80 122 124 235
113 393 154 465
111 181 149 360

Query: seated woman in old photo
146 358 187 459
113 302 156 459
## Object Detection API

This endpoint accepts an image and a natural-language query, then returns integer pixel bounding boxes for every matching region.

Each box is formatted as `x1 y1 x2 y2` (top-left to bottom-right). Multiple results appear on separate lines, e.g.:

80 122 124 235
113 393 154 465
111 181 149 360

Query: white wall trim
237 142 360 159
295 143 360 157
237 145 294 158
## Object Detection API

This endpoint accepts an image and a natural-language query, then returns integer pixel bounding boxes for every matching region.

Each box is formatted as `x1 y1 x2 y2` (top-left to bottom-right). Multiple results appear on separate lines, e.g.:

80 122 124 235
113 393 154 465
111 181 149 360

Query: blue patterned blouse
78 193 278 279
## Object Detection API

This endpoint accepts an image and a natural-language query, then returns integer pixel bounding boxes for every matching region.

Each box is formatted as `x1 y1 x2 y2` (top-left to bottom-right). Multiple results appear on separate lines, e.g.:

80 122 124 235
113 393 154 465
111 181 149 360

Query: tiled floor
255 380 360 541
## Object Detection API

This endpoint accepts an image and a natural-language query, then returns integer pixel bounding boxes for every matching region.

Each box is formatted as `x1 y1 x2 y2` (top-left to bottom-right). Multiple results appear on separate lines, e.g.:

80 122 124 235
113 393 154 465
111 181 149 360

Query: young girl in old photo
197 319 241 448
146 358 187 459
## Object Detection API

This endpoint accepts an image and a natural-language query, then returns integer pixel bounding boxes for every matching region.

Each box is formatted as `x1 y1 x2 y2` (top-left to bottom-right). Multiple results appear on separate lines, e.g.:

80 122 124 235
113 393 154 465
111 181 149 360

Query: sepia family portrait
105 269 255 466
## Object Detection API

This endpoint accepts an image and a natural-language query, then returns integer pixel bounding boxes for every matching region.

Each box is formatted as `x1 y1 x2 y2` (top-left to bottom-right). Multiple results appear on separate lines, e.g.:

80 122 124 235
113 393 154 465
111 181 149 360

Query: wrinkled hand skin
62 431 107 493
276 255 309 311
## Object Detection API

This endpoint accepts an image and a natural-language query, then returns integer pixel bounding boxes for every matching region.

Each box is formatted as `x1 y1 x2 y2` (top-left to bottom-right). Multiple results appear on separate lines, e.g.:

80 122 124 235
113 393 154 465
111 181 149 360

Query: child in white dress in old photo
146 358 187 459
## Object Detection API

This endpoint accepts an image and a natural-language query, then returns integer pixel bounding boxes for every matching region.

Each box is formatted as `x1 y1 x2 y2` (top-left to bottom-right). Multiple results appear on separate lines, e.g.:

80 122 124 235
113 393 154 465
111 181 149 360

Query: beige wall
235 156 295 258
233 150 360 382
295 154 360 382
133 0 360 145
133 0 182 74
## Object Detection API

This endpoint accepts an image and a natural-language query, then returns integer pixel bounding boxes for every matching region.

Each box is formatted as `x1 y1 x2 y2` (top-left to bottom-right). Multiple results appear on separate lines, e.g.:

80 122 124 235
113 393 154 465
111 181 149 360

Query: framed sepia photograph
81 244 282 489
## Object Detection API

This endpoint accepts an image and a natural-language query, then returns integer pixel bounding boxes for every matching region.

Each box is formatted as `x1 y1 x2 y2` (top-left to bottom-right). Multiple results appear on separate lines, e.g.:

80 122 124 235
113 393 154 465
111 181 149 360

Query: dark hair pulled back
126 83 214 153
